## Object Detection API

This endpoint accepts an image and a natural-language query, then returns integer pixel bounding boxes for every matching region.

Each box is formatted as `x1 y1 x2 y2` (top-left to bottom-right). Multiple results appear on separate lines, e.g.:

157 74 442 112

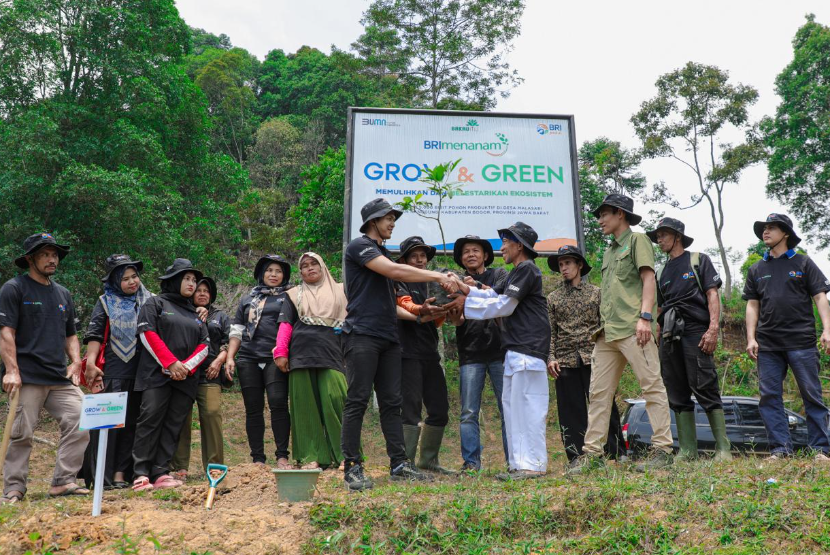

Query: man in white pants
445 222 551 480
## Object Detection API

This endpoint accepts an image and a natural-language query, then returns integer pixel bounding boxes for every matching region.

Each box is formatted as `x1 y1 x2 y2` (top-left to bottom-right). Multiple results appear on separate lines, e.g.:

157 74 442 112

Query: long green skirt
289 368 347 467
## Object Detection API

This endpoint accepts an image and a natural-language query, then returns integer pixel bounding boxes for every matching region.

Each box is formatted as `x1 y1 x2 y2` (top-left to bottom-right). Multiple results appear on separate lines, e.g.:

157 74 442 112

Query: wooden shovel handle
0 389 21 471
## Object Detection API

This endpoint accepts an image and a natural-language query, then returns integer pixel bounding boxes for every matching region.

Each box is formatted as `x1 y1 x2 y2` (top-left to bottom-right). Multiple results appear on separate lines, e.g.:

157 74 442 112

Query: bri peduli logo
788 270 803 279
537 123 563 136
682 272 695 280
451 119 479 132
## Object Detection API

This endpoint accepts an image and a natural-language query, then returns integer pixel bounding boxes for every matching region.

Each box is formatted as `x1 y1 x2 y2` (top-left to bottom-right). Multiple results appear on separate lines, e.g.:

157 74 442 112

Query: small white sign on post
80 392 128 517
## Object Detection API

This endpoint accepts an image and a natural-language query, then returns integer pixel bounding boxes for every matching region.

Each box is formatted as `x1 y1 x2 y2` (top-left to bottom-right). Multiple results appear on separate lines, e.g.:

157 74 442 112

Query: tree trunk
713 224 732 301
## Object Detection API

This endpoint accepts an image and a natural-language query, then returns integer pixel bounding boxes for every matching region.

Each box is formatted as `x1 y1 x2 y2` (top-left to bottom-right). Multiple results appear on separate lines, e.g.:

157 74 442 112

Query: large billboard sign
344 108 583 254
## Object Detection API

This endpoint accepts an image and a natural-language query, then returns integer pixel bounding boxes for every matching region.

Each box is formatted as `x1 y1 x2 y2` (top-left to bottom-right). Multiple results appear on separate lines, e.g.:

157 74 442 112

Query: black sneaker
390 461 434 482
344 463 374 491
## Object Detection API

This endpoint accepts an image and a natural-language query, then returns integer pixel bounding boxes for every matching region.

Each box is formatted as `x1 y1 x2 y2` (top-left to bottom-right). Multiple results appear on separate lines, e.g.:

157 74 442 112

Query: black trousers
556 361 625 461
133 384 193 481
237 359 290 462
401 358 449 427
659 331 723 413
341 333 407 468
78 378 142 488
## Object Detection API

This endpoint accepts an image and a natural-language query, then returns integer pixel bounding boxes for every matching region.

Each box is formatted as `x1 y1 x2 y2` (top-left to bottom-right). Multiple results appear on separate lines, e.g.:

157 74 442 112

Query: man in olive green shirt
568 194 673 474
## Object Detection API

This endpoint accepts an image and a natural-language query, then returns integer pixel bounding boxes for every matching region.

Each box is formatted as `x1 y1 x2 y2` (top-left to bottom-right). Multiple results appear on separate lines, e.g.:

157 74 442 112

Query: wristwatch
639 312 653 322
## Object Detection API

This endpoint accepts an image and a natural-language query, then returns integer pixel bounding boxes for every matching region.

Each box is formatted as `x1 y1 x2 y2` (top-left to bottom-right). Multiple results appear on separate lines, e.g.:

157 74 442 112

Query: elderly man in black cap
0 233 89 503
546 245 625 466
448 235 508 472
445 222 551 480
340 199 457 490
648 218 732 462
569 194 673 475
743 213 830 462
393 236 453 474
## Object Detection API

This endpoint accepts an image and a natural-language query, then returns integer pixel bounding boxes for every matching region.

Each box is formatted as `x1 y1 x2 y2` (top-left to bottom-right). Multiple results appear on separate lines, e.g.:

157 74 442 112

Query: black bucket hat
453 235 495 268
547 245 592 276
396 236 436 263
497 222 539 259
590 193 642 226
254 254 291 285
196 277 218 304
101 254 144 282
14 233 71 269
646 217 694 249
359 198 403 233
159 258 203 282
753 213 801 249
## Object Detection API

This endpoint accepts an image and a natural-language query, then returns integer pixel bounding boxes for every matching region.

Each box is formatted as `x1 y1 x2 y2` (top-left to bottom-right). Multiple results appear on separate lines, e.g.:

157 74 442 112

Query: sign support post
79 391 128 517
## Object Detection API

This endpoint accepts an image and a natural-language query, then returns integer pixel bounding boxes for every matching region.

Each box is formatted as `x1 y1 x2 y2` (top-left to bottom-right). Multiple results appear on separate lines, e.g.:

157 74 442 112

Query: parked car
621 396 811 457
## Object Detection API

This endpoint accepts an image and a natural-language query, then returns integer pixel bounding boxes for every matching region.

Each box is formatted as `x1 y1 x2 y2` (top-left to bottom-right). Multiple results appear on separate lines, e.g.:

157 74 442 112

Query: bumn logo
361 118 400 127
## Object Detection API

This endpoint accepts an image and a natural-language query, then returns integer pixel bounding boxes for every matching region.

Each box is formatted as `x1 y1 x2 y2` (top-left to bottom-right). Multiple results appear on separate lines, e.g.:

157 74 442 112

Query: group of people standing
1 192 829 501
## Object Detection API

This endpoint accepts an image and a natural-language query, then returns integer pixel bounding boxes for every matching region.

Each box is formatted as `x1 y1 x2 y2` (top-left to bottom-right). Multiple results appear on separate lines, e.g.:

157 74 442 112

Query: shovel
204 463 228 510
0 388 21 471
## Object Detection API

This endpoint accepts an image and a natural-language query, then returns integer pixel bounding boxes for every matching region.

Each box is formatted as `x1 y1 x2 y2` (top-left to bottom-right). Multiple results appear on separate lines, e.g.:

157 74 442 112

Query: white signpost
79 392 128 517
344 108 584 255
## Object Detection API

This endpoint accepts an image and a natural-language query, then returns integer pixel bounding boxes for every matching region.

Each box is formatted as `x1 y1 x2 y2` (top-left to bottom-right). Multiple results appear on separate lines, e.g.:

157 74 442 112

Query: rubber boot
707 409 733 462
416 424 456 475
403 424 421 462
674 411 698 461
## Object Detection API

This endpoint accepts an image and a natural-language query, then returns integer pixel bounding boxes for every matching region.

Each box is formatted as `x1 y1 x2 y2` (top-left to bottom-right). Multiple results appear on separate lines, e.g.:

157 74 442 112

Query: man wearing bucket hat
449 235 509 472
743 213 830 462
340 199 458 490
569 194 673 475
648 218 732 462
444 222 551 480
1 233 90 503
393 236 453 474
546 245 625 466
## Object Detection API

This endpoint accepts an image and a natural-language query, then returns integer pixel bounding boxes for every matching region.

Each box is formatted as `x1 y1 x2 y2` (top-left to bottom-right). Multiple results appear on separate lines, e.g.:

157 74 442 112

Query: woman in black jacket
132 259 209 491
225 255 292 468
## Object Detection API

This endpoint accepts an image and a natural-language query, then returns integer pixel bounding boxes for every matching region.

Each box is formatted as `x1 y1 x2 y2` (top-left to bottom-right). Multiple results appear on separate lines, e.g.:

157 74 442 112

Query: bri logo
788 270 803 279
537 123 563 136
682 272 695 280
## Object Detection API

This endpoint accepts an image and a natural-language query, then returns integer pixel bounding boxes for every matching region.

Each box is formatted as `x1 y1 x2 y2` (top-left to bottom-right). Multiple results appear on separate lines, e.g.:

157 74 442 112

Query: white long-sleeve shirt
463 286 520 320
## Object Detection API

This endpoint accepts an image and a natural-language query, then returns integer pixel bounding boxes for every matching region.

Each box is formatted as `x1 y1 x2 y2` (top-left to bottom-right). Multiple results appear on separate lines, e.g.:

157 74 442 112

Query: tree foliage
762 15 830 249
353 0 525 109
631 62 766 300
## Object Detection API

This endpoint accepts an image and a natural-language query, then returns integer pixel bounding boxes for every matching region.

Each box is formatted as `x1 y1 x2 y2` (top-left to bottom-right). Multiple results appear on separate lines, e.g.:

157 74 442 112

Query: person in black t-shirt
445 222 552 481
743 213 830 462
79 254 152 490
447 235 508 472
340 198 457 491
172 277 229 479
394 236 453 474
0 233 89 503
225 255 293 468
132 259 209 491
648 218 732 462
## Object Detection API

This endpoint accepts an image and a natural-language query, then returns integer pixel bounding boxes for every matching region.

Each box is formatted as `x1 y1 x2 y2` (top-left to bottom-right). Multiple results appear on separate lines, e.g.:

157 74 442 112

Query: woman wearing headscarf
132 258 209 491
80 254 152 489
273 253 348 469
225 255 293 468
171 277 230 480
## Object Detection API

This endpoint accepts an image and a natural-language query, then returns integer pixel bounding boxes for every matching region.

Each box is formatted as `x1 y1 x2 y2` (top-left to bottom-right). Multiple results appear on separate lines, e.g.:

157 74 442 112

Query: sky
175 0 830 282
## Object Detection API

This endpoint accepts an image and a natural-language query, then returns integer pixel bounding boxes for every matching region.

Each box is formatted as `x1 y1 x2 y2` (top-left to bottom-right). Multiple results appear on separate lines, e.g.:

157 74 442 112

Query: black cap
396 236 436 263
497 222 539 259
196 277 218 304
753 213 801 249
158 258 203 282
646 217 694 248
547 244 592 276
359 198 403 233
101 254 144 282
590 193 642 226
14 233 71 269
453 235 495 268
254 254 291 284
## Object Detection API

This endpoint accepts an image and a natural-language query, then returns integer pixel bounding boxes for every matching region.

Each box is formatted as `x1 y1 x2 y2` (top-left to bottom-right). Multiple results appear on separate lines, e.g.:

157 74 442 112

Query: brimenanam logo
451 119 479 132
361 117 400 127
537 123 563 136
424 133 509 157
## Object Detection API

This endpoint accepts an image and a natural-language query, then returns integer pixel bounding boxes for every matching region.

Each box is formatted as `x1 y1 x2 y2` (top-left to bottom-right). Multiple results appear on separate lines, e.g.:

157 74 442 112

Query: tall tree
631 62 765 299
579 138 646 197
762 15 830 248
353 0 525 109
